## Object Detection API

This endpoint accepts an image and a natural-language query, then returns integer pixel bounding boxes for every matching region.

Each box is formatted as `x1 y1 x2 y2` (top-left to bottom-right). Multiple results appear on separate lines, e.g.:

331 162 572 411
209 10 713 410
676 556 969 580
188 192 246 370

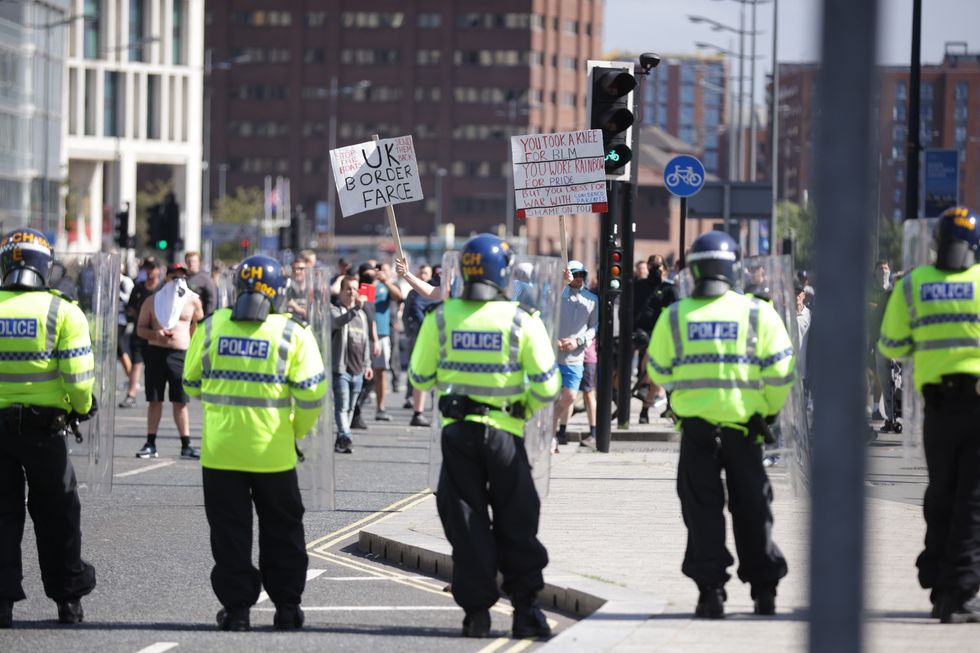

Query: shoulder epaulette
285 312 310 329
516 302 539 317
48 288 78 304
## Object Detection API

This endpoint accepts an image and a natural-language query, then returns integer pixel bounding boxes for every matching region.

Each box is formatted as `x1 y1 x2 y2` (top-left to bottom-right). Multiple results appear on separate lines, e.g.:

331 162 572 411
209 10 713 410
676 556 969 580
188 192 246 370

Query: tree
776 201 817 273
213 187 263 262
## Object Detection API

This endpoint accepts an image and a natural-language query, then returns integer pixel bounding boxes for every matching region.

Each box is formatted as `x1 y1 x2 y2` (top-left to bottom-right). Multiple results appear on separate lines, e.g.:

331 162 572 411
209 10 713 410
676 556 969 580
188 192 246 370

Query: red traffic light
611 250 622 263
240 239 250 248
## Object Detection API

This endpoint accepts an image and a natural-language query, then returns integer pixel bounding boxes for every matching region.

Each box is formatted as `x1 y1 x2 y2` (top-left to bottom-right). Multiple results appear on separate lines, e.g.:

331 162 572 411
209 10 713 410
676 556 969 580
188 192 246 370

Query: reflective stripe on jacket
0 289 94 413
183 308 326 472
646 290 795 425
408 299 560 437
877 264 980 390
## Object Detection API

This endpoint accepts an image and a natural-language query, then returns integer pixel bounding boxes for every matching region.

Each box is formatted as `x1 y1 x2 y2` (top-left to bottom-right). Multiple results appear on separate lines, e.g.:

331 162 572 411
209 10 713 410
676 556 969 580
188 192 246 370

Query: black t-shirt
634 280 678 333
126 281 158 343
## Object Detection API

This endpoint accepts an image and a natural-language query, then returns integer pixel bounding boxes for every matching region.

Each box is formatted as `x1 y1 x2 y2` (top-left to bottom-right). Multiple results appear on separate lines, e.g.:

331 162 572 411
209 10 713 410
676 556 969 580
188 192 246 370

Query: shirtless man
135 263 204 459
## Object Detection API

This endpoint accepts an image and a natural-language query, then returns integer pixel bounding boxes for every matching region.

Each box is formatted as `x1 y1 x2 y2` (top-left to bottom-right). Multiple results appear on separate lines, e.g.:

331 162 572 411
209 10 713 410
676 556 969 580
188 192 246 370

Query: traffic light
587 60 637 181
607 247 624 292
114 205 131 248
147 203 165 249
240 239 250 256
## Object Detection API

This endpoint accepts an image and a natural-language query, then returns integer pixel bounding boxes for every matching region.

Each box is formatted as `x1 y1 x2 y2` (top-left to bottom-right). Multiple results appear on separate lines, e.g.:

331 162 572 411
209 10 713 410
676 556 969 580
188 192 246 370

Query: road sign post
664 154 706 266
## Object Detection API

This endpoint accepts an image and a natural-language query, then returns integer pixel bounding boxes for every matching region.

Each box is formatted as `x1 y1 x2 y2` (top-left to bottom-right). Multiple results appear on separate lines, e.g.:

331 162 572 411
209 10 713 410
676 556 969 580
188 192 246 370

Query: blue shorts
558 363 584 390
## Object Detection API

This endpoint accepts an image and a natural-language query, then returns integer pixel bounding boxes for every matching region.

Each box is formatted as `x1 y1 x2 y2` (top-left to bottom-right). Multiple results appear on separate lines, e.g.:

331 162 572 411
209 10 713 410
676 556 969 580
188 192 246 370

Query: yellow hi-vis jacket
647 290 795 425
0 289 94 413
183 308 326 472
408 299 561 437
877 264 980 390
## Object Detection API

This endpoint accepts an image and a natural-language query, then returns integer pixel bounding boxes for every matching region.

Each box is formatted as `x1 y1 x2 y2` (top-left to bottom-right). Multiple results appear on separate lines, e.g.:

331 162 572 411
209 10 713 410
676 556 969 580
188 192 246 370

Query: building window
457 13 532 29
233 84 287 100
146 74 161 139
341 12 404 28
920 81 933 101
340 49 401 64
529 51 543 66
530 15 544 30
306 11 326 27
894 80 907 101
415 124 438 139
302 122 326 137
302 86 329 100
172 0 184 64
417 13 442 28
680 85 695 103
231 10 292 26
414 87 442 102
416 49 441 65
954 81 968 101
561 56 577 70
351 86 403 102
83 0 100 59
561 93 576 107
703 151 719 172
104 72 120 136
303 158 326 174
454 50 528 66
563 19 577 34
129 0 145 62
304 48 324 64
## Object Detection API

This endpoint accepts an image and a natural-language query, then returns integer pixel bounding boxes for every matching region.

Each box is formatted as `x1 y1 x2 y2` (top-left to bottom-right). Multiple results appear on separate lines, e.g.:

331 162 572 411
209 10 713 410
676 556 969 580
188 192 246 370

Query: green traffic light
156 240 168 249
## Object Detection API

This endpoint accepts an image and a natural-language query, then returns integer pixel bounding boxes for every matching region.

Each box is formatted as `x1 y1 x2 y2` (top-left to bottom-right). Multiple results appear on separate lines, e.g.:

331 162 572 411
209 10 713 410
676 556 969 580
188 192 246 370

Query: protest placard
329 135 424 218
510 129 608 219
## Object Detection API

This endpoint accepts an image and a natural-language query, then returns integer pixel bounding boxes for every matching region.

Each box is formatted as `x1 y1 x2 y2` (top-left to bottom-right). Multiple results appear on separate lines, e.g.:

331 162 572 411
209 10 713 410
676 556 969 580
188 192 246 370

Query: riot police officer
183 255 326 631
0 229 97 627
409 234 561 639
647 232 795 618
878 206 980 623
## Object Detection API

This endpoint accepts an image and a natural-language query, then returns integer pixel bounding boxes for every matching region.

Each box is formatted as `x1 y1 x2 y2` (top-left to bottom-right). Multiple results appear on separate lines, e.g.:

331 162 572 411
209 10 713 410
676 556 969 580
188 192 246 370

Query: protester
330 276 373 454
119 257 161 408
553 261 597 450
185 251 217 317
400 263 437 426
286 258 311 320
632 254 678 422
117 262 135 382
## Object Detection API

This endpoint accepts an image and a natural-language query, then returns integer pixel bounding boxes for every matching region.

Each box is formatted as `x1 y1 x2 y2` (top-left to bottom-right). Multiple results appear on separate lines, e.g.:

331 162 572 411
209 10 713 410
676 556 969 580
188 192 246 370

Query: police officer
0 229 97 627
183 255 326 631
878 206 980 623
409 235 561 639
647 232 795 619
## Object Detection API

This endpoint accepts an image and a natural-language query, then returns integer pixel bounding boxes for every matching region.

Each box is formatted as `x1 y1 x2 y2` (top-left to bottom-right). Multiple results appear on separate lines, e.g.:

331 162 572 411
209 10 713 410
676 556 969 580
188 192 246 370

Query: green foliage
213 187 263 225
776 201 817 273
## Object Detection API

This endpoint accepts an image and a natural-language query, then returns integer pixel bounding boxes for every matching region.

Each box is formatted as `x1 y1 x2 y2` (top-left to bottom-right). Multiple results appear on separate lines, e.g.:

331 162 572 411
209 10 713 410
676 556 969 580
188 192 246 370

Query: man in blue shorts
553 261 598 450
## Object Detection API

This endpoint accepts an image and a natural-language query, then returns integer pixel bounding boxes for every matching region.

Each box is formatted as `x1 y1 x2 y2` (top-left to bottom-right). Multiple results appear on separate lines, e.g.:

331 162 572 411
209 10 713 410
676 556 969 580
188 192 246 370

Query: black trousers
917 391 980 600
436 421 549 613
677 418 788 593
202 467 308 609
0 431 95 603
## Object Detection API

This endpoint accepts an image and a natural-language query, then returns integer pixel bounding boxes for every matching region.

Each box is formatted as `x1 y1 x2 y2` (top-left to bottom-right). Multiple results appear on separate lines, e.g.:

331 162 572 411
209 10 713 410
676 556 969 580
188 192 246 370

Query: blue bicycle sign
663 155 706 198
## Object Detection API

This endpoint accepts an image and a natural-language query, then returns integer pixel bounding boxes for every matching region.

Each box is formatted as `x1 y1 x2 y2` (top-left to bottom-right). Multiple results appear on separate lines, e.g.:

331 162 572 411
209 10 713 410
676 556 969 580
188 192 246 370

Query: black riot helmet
687 231 739 297
232 255 289 321
0 228 54 290
461 234 514 301
933 206 980 271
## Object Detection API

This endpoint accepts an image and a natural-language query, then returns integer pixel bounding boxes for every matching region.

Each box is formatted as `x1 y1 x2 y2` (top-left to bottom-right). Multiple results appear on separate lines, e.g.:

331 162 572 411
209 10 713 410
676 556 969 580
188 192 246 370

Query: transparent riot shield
427 252 563 498
899 218 937 468
51 252 119 494
295 266 335 510
741 255 811 494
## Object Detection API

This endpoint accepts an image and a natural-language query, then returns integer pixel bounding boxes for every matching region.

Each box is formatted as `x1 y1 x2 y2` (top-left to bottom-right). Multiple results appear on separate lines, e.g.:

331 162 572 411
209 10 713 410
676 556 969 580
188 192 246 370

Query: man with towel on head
135 263 204 459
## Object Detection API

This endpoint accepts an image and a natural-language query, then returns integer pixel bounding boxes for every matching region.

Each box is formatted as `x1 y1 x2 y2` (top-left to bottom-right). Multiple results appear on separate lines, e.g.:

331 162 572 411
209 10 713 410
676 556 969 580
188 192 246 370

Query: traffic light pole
617 177 636 429
596 181 620 453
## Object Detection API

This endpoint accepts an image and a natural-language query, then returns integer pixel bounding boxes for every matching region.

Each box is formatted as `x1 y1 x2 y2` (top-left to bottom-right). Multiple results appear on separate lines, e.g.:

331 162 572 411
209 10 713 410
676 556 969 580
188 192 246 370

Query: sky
603 0 980 100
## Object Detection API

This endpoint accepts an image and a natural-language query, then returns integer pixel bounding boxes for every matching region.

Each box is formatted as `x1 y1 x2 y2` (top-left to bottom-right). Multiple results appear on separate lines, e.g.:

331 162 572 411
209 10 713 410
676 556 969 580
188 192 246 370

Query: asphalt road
0 381 575 653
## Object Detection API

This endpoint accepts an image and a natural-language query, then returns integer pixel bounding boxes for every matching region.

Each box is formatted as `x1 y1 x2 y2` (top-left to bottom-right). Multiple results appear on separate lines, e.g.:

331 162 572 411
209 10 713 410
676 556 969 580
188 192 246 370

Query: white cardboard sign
329 135 424 218
510 129 608 218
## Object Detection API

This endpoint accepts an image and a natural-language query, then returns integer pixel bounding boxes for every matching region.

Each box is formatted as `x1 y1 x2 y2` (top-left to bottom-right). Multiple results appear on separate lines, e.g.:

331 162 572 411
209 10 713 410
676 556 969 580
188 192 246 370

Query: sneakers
880 419 902 434
273 603 304 630
118 395 136 408
511 600 551 639
180 446 200 460
580 436 596 448
638 408 650 424
652 395 668 410
334 437 352 454
57 600 83 625
375 410 392 422
753 586 777 616
694 587 726 619
871 409 884 421
409 413 431 427
762 454 780 468
135 443 158 459
216 606 250 631
351 414 368 430
556 432 568 446
462 609 491 638
938 593 980 624
0 599 11 629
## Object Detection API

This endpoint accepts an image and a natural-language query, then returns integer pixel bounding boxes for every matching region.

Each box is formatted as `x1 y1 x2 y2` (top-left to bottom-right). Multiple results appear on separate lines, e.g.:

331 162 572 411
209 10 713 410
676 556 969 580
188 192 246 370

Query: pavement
359 399 980 652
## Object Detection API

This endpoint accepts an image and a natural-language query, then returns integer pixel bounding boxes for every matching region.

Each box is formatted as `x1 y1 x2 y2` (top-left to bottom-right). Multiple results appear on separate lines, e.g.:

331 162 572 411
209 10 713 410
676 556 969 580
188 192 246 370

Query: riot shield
899 218 937 468
295 266 335 510
52 252 119 494
741 255 811 494
427 252 563 498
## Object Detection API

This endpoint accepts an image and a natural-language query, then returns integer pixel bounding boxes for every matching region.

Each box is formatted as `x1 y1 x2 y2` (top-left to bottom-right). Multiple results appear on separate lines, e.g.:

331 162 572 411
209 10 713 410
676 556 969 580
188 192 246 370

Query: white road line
114 461 176 478
256 568 326 605
134 643 178 653
253 606 461 612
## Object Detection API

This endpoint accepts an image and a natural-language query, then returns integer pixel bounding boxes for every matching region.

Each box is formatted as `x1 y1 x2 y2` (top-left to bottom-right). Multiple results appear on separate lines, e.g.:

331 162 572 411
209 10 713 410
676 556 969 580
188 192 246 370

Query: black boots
57 600 84 624
0 599 11 628
752 585 777 616
511 596 551 639
461 609 491 637
273 603 304 630
694 587 726 619
937 593 980 624
216 606 250 631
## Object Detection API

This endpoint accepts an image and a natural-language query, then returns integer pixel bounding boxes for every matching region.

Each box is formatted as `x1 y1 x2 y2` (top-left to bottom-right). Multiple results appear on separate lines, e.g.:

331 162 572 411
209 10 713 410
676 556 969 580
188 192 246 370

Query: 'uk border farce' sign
330 135 424 217
510 129 608 218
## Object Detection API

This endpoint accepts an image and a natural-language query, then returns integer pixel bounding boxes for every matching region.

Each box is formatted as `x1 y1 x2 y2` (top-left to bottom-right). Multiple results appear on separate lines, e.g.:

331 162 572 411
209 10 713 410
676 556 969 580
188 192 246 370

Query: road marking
503 640 536 653
476 638 513 653
253 605 460 612
114 461 176 478
304 490 431 551
257 568 325 604
135 643 178 653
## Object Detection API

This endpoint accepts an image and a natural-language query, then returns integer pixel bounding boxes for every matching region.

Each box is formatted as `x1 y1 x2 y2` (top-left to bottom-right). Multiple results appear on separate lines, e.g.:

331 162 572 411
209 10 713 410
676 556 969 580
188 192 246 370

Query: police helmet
232 255 289 321
461 234 514 301
568 259 588 282
687 231 739 297
933 206 980 271
0 228 54 290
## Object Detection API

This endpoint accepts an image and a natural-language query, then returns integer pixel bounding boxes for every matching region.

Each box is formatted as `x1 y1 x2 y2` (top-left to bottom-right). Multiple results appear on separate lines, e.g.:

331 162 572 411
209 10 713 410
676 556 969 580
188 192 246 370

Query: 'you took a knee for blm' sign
330 135 424 218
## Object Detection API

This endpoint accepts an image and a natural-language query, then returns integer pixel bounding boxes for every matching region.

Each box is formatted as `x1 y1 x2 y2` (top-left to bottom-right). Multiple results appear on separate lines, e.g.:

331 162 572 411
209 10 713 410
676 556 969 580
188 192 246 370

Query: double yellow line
305 491 552 652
